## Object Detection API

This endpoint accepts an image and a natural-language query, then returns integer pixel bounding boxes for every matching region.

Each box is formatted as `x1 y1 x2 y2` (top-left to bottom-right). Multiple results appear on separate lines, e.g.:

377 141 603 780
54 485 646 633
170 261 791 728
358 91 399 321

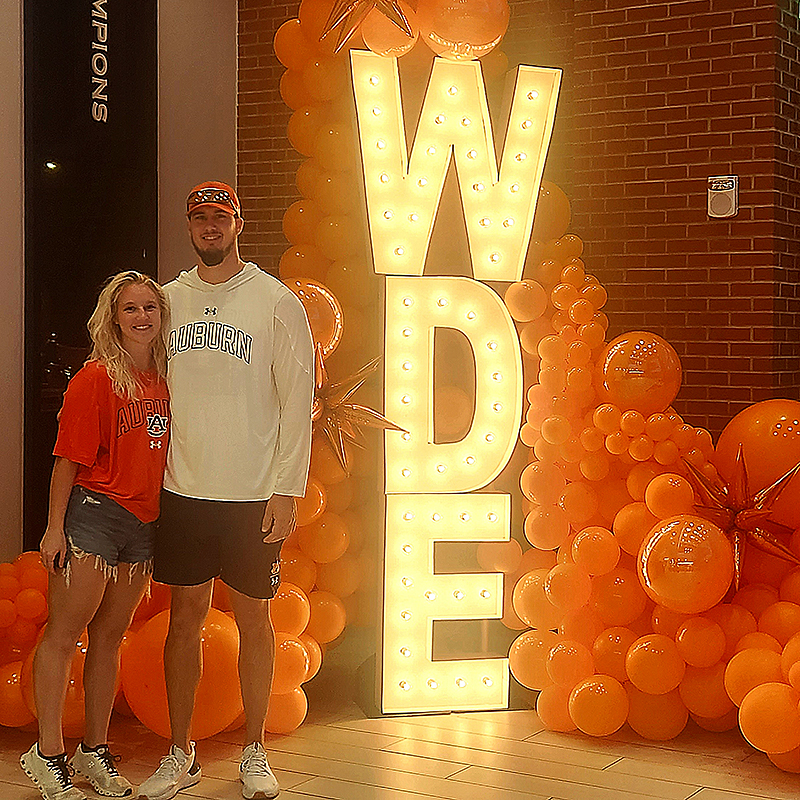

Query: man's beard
192 236 234 267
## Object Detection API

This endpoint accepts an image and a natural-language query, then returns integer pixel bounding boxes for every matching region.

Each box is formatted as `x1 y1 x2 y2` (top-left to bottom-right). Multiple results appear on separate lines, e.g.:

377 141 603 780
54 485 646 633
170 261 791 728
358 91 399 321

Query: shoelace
92 746 122 776
243 748 272 776
154 751 183 778
46 754 75 789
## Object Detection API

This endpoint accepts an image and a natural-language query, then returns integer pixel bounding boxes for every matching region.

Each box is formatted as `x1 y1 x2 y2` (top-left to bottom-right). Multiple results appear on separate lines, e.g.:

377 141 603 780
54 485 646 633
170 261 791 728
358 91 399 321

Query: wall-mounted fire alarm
707 175 738 218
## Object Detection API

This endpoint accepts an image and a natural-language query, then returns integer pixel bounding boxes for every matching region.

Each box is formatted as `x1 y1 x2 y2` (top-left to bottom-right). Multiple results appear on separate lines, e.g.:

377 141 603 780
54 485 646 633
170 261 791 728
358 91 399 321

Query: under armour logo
204 307 217 316
149 440 162 449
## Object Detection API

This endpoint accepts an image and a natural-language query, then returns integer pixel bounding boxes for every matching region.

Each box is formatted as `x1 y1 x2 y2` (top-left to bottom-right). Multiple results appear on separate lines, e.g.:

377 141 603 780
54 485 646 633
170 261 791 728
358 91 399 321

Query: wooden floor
1 665 797 800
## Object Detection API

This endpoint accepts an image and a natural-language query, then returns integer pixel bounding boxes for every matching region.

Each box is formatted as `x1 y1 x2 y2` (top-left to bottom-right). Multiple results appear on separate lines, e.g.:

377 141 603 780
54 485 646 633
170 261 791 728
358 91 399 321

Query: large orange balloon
121 609 242 740
568 675 628 736
596 332 682 417
285 279 343 356
638 515 734 614
714 399 800 530
739 682 800 754
416 0 510 60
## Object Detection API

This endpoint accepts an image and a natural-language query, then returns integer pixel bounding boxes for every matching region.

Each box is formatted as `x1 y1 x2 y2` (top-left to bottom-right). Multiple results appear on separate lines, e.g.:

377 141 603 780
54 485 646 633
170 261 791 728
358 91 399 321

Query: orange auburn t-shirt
53 361 170 523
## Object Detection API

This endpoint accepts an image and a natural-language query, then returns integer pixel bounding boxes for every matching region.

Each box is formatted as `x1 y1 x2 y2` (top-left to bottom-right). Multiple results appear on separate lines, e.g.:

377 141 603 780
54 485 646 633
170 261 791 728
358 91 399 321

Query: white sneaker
240 742 279 799
71 743 133 797
136 743 200 800
20 743 88 800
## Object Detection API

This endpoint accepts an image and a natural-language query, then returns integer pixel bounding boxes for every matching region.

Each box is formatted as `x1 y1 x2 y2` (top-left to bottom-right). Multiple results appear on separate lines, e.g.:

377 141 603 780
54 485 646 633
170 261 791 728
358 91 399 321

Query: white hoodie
163 262 313 501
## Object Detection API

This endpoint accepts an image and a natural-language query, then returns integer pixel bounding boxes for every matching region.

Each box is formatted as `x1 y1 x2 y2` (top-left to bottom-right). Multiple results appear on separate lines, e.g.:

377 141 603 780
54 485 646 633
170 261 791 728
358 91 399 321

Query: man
137 181 313 800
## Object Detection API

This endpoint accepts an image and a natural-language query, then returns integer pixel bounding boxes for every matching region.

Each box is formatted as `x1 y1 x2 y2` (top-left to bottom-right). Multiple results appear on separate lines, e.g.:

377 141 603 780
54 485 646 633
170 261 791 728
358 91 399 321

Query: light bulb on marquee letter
384 276 522 493
351 50 561 280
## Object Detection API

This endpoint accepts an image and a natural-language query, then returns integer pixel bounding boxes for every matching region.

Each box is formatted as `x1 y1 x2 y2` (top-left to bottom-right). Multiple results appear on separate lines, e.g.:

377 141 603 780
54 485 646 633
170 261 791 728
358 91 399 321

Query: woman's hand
40 526 68 574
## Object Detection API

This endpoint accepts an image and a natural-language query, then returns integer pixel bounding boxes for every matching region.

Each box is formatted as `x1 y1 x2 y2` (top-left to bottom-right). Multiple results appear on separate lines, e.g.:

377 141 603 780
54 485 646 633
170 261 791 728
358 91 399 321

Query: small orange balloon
305 590 346 644
571 526 619 576
296 477 327 527
508 630 559 690
266 686 308 734
625 634 686 695
298 512 349 565
315 553 361 598
733 583 780 619
651 604 692 638
272 633 311 695
758 601 800 646
544 563 592 611
512 570 563 631
592 627 638 683
590 567 647 626
675 617 726 668
705 603 758 661
273 18 315 71
735 631 781 655
568 675 628 736
679 662 735 719
270 583 311 637
612 502 658 556
505 280 548 323
546 640 594 689
559 608 604 650
536 684 576 732
14 588 47 623
476 540 523 575
644 473 695 519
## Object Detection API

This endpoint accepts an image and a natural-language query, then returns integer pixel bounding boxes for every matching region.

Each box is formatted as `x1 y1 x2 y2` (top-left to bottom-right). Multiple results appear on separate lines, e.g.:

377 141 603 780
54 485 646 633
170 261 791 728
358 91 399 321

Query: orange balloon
133 580 171 623
121 609 242 740
559 608 604 650
590 567 647 626
416 0 509 60
758 601 800 646
596 332 682 416
612 502 658 556
282 198 323 244
571 526 619 576
769 746 800 773
296 477 327 527
310 439 347 485
625 684 688 741
739 682 800 754
780 569 800 605
361 1 418 56
0 575 20 602
279 548 318 595
651 604 691 638
523 505 570 551
644 473 694 519
314 214 361 262
519 461 566 505
638 515 734 614
536 685 577 732
544 563 592 611
691 707 739 732
270 583 311 637
315 553 361 598
735 631 781 655
504 280 548 323
625 634 686 695
592 627 638 683
546 640 594 689
724 648 784 707
285 279 343 356
324 261 375 310
279 244 331 282
705 603 758 661
782 632 800 679
679 662 735 719
18 565 48 596
298 512 349 565
0 598 17 629
266 686 308 734
274 18 316 70
272 633 310 695
14 588 47 624
733 583 780 619
675 617 726 668
512 569 563 631
299 633 323 682
568 675 628 736
508 630 559 690
305 591 346 644
14 551 42 573
0 660 35 727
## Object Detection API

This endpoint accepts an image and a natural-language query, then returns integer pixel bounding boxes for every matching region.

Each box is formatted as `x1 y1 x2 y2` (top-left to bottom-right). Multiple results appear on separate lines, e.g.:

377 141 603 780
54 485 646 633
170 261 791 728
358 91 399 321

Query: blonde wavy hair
87 271 170 399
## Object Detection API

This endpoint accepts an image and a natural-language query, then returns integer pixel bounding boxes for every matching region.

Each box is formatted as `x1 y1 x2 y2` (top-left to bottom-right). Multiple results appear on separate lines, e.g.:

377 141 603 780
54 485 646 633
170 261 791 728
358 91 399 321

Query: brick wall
237 0 800 436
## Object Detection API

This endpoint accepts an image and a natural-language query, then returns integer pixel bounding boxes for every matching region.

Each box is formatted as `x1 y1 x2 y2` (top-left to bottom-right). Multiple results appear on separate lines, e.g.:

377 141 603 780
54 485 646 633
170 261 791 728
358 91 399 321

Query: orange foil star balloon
312 344 405 471
684 446 800 590
320 0 414 52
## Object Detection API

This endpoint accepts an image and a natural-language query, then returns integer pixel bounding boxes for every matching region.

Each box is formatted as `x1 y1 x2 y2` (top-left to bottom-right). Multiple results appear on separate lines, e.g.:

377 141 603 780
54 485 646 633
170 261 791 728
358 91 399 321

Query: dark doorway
24 0 158 549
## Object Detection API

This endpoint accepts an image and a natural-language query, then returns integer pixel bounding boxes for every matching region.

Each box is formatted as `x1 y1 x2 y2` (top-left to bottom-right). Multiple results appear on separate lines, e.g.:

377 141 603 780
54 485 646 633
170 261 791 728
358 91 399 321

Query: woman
21 271 170 800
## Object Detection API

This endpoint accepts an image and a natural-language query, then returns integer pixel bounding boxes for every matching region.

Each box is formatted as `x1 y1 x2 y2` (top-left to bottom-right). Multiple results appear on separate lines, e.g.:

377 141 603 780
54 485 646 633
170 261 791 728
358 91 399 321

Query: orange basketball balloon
266 686 308 734
638 515 734 614
596 332 682 417
724 648 783 707
121 609 242 740
625 634 686 695
508 630 559 690
739 682 800 754
285 279 343 356
270 583 311 637
568 675 628 736
625 684 688 741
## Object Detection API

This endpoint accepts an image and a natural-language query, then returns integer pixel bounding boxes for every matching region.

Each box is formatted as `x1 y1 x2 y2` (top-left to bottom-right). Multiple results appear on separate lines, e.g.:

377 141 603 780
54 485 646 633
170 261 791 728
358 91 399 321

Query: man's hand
262 494 296 543
40 526 68 574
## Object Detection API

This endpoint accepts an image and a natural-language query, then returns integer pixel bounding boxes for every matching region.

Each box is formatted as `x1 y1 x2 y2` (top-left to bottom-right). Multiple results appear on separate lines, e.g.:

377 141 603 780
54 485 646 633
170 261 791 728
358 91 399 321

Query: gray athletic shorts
64 485 155 568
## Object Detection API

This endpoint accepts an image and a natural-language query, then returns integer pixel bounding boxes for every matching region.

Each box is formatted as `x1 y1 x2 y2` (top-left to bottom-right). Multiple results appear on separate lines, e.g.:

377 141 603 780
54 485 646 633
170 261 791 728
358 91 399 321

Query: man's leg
228 586 273 746
165 581 213 752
